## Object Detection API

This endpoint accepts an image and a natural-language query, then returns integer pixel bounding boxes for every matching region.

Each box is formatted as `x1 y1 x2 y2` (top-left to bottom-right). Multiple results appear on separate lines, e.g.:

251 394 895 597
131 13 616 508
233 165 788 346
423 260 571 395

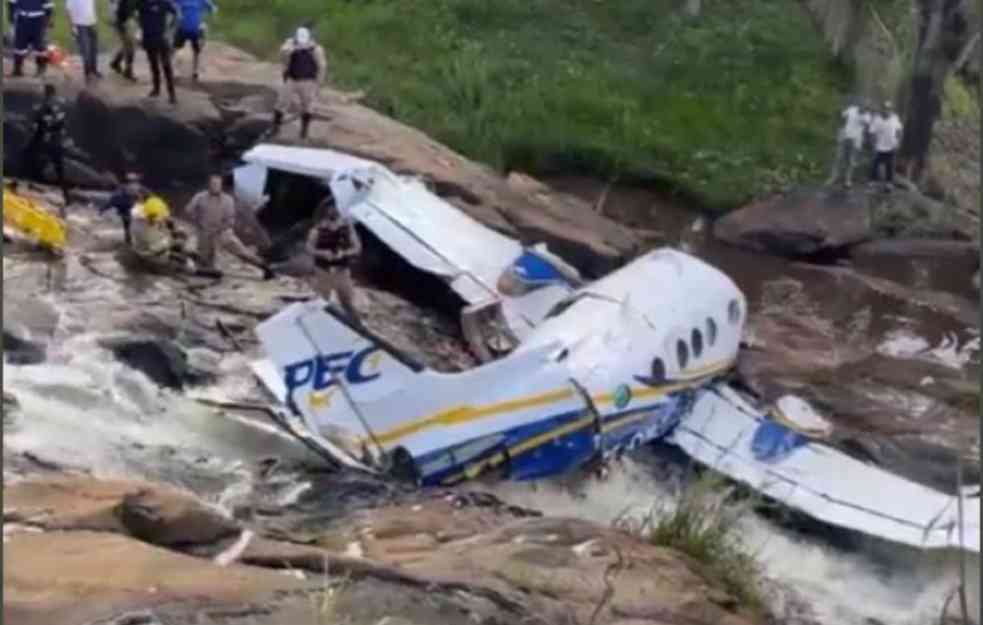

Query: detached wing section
346 166 522 304
671 386 980 553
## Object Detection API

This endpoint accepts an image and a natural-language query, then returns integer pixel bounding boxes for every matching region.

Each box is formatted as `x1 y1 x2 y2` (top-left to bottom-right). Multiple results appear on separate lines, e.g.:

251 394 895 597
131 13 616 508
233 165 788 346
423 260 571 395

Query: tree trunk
899 0 972 183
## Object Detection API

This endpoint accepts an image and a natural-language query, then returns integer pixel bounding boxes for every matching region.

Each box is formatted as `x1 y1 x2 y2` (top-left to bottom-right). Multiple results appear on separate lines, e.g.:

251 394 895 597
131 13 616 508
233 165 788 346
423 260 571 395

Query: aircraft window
691 329 703 358
706 318 717 346
677 340 689 370
650 357 666 383
728 300 741 324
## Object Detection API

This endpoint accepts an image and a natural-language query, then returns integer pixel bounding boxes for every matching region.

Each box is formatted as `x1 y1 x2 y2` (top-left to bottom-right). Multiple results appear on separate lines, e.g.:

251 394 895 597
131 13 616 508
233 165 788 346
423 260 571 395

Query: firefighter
9 0 54 77
129 195 190 272
23 83 70 210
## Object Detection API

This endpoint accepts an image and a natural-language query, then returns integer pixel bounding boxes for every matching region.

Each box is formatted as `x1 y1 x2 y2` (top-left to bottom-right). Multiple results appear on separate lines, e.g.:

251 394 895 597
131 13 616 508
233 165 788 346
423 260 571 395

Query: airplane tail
253 299 422 451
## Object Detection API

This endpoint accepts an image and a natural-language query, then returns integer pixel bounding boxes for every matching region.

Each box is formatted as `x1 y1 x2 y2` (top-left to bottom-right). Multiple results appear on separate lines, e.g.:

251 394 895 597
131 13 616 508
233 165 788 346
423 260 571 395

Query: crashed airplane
237 144 980 554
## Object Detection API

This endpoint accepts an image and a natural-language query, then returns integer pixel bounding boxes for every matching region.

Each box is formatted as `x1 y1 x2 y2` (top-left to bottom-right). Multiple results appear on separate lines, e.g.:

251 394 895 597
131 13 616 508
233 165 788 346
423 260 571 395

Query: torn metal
237 145 980 555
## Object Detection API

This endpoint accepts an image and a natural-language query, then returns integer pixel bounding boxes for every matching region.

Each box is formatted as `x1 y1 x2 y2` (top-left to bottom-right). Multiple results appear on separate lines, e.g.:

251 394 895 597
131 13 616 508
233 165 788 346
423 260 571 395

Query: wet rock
4 531 313 625
4 477 239 548
100 337 218 390
714 187 871 257
2 295 59 365
715 187 977 258
261 499 764 625
2 330 47 365
793 263 979 328
850 239 980 267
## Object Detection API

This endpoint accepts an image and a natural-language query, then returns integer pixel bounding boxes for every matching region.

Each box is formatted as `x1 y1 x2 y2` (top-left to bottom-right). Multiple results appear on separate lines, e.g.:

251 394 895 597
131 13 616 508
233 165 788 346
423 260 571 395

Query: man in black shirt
305 197 362 323
135 0 180 104
23 84 70 211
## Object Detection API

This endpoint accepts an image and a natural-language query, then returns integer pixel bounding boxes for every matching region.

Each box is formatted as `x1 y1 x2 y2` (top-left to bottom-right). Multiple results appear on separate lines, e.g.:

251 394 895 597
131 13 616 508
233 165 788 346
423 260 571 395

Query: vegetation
39 0 849 213
215 0 852 212
625 473 766 616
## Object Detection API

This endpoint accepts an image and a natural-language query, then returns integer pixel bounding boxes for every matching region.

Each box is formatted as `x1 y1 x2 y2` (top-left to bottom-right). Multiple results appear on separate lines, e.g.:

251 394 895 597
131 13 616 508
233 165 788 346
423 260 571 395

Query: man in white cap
826 96 871 188
273 26 327 140
868 100 903 191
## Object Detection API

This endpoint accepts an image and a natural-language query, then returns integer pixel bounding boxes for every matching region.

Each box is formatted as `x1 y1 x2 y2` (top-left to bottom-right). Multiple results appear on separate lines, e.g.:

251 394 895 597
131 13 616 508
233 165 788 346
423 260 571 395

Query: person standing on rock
272 26 327 140
136 0 181 104
172 0 216 83
869 100 903 192
305 196 362 323
826 98 871 189
66 0 101 84
185 174 275 280
23 83 71 211
100 171 148 244
108 0 137 81
9 0 54 77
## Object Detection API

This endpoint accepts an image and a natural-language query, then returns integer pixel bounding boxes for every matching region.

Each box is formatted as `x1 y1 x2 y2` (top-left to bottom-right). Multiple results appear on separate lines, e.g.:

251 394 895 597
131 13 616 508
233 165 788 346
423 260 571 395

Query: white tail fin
254 299 420 447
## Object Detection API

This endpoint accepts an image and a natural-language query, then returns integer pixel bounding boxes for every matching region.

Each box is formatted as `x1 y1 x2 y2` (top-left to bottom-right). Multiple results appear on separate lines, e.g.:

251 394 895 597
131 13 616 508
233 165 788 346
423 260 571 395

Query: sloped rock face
4 476 766 625
3 45 640 277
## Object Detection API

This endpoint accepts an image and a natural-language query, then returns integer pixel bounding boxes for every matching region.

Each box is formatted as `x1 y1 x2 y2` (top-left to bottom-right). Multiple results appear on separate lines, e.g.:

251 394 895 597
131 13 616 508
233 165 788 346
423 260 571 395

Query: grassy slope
41 0 850 212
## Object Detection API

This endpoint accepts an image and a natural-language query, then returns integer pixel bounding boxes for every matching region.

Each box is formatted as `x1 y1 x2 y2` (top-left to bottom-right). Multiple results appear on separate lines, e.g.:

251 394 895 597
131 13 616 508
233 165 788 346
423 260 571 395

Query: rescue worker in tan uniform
272 26 326 140
185 174 274 280
306 197 362 323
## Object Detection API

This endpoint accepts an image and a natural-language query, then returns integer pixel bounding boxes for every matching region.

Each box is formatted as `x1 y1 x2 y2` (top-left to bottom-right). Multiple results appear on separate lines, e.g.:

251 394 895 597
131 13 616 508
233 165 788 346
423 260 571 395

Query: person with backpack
272 26 327 140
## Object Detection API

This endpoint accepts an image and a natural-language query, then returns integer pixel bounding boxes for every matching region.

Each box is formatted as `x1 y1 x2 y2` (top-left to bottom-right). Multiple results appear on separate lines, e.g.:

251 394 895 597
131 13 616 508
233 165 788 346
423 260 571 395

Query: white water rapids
3 215 981 625
4 317 979 625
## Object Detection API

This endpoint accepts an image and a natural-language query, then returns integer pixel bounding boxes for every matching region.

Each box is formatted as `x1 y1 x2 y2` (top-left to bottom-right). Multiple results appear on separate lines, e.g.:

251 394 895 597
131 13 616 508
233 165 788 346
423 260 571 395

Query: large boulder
3 46 641 277
715 186 978 258
713 187 871 257
1 293 60 365
99 337 219 390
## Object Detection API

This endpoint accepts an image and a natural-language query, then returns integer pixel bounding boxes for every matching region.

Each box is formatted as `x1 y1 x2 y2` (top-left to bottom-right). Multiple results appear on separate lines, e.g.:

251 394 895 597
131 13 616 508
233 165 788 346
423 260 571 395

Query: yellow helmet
143 195 171 223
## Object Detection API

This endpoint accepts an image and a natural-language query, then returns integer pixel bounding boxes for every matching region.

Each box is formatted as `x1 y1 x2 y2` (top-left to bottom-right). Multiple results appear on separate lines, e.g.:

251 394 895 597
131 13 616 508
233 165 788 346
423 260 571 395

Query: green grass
637 473 766 615
38 1 851 212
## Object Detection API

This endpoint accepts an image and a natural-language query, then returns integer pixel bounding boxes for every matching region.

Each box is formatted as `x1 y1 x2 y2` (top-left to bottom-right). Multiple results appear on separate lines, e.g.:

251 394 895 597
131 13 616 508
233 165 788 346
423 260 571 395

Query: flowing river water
3 182 980 625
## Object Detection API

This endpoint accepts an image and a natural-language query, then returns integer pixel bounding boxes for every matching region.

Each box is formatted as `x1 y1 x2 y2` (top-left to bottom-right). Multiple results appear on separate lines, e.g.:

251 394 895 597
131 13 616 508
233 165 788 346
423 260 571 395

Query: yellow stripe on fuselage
354 358 735 450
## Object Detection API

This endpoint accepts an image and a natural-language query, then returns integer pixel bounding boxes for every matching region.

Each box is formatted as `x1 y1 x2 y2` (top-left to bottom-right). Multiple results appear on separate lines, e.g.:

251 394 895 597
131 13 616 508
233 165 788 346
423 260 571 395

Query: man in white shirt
65 0 101 82
869 100 903 191
827 98 871 188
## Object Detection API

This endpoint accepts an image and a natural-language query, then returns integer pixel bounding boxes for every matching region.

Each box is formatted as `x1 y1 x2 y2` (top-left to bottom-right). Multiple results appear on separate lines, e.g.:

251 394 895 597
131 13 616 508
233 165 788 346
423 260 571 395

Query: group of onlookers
828 97 905 190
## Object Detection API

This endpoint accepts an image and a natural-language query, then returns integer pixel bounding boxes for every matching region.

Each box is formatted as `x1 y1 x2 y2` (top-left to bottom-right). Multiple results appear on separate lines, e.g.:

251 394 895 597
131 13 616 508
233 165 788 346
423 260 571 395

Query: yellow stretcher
3 189 67 251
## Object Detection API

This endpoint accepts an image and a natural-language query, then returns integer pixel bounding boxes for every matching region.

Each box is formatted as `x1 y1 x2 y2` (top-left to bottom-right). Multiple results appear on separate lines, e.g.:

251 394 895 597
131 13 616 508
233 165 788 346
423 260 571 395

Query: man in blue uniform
100 171 148 245
9 0 54 77
23 84 70 210
135 0 181 104
172 0 215 83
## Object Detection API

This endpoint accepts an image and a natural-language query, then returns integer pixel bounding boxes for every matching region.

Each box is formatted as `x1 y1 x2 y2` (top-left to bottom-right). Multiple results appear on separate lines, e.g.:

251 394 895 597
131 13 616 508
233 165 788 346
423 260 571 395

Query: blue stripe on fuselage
416 390 693 485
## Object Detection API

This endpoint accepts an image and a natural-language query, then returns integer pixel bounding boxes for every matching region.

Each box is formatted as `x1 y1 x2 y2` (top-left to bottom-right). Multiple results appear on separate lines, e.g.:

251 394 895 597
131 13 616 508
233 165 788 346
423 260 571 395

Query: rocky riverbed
3 45 981 625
